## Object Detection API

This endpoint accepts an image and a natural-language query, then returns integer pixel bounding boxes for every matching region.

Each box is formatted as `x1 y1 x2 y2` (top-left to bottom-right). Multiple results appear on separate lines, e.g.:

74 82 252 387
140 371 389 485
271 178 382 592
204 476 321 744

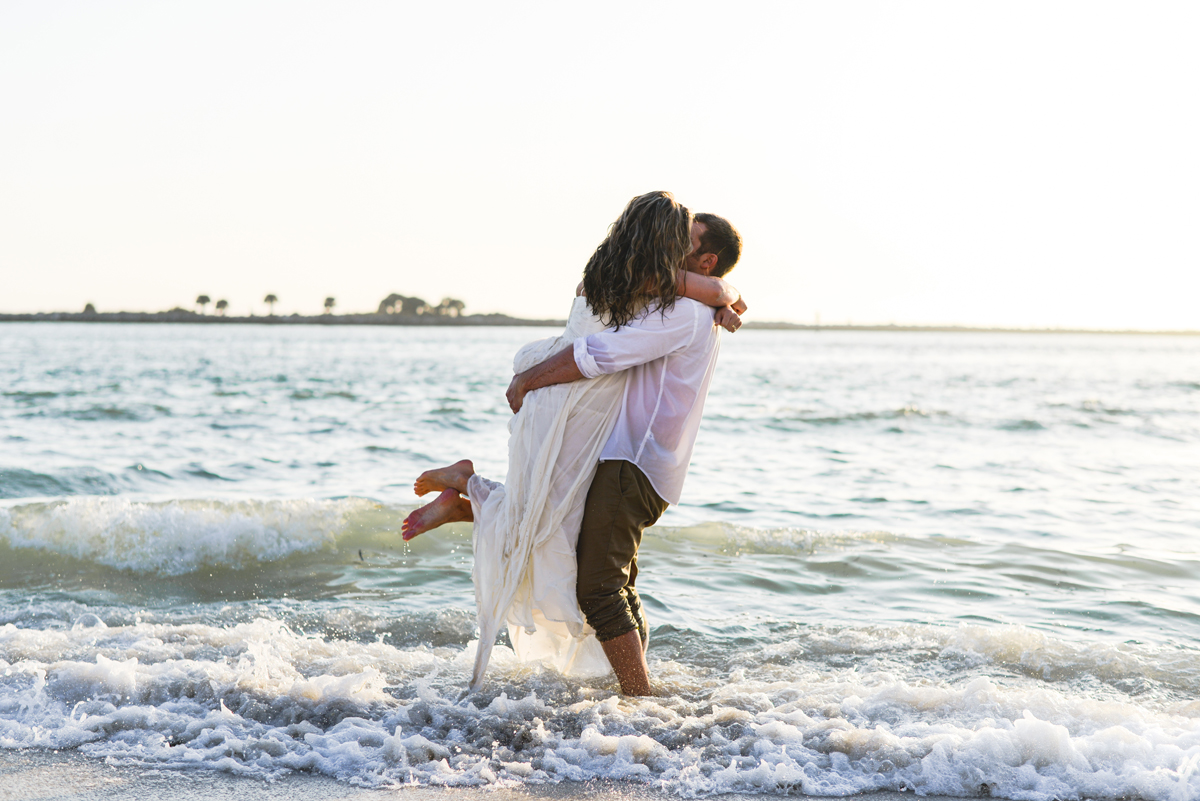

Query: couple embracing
401 191 744 696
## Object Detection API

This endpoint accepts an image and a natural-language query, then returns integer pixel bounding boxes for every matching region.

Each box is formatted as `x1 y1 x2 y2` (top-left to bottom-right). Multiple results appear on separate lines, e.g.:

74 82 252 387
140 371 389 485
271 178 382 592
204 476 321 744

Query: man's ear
700 252 718 276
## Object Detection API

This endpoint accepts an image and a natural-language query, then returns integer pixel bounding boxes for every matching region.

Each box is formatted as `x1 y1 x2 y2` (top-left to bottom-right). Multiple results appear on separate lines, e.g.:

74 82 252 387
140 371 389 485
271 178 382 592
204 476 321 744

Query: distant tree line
146 292 469 317
377 293 465 317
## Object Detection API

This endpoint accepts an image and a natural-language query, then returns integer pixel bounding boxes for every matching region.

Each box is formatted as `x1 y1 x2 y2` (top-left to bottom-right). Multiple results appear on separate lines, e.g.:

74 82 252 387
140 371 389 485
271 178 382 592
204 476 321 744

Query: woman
401 191 744 691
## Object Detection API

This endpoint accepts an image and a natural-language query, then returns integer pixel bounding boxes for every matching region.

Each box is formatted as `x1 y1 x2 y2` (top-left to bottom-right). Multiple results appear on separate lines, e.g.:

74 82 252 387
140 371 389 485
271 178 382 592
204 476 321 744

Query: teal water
2 322 1200 798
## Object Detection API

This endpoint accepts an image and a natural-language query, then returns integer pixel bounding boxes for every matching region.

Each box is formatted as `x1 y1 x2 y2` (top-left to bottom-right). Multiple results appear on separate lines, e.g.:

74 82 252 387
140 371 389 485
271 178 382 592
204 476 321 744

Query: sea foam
3 618 1200 798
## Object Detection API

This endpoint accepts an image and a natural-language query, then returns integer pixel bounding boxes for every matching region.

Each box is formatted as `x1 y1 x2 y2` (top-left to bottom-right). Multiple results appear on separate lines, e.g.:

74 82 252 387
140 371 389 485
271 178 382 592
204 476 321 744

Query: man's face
684 221 711 275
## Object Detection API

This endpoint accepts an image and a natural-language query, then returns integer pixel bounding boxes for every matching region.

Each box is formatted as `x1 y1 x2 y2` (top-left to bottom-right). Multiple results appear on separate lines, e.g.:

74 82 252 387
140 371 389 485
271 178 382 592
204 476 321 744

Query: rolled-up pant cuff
579 588 645 643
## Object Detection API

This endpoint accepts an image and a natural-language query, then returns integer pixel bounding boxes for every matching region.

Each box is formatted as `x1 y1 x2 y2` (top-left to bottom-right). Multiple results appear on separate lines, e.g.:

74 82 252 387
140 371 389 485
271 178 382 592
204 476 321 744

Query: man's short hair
695 213 742 277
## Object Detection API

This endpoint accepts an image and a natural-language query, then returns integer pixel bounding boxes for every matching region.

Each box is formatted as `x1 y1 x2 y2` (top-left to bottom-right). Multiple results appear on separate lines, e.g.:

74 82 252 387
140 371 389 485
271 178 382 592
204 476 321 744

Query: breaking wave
1 618 1199 798
0 497 377 575
0 498 908 577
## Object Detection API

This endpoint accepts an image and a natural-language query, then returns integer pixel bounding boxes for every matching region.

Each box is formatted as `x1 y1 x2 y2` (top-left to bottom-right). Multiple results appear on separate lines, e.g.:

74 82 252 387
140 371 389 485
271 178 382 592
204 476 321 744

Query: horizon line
0 309 1196 336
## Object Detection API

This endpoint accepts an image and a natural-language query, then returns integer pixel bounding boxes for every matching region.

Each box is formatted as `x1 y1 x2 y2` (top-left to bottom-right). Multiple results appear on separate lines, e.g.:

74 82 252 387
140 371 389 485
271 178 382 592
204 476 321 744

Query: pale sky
2 1 1197 329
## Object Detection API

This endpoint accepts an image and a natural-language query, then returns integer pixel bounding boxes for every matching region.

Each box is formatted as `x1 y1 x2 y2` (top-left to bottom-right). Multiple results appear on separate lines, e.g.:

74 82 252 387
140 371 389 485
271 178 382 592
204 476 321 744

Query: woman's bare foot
413 459 474 496
401 488 473 541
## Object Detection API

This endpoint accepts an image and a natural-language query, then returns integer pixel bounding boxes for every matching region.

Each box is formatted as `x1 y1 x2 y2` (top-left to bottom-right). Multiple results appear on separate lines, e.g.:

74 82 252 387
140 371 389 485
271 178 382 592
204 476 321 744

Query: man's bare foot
401 488 472 541
413 459 474 496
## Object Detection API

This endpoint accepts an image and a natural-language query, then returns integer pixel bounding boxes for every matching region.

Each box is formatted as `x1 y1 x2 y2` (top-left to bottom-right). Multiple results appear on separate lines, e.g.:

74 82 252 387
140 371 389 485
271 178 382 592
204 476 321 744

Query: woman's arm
585 271 748 313
677 270 741 308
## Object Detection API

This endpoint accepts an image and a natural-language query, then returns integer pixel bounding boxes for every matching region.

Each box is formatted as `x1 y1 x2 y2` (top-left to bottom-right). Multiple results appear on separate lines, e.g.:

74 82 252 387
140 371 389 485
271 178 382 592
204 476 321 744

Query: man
506 212 744 695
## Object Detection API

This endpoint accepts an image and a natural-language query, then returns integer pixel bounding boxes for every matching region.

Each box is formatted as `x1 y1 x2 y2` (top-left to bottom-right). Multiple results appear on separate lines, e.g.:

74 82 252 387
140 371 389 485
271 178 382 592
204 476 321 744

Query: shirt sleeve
573 300 707 378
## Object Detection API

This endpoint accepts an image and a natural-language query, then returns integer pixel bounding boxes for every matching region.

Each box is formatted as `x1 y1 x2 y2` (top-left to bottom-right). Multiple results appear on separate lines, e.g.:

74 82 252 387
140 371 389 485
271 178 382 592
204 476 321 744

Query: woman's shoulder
512 296 602 373
564 296 606 337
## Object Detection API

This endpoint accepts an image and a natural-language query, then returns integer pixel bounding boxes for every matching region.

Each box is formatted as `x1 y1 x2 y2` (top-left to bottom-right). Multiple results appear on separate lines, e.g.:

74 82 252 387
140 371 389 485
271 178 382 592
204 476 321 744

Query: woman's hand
731 296 747 315
714 306 742 333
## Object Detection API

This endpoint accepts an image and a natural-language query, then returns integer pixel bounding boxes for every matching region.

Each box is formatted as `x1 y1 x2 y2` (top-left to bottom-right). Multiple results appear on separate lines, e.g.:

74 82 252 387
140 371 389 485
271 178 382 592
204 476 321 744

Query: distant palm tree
324 297 336 314
196 295 211 314
215 299 229 316
264 294 278 315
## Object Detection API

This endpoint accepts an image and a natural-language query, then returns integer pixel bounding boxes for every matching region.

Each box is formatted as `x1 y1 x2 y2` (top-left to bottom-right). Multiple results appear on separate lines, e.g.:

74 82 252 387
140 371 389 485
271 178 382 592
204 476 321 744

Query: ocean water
2 321 1200 799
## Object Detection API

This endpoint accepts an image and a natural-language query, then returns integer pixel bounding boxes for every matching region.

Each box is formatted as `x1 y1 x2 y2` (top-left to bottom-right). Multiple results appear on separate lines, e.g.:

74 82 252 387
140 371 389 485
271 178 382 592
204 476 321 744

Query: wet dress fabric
465 297 626 690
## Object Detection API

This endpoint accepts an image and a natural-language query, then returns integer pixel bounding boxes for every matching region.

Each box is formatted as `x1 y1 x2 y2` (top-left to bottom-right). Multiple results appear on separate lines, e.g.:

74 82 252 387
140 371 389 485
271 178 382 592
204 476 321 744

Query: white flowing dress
465 297 627 691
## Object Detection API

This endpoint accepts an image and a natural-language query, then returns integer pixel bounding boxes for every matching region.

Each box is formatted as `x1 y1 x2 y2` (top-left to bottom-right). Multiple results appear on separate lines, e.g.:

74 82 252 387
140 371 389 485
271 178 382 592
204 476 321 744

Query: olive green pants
575 460 669 643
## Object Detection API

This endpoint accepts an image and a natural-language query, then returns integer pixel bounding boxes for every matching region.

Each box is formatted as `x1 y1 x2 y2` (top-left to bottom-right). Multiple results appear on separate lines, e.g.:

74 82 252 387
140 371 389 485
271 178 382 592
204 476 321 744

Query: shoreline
0 311 1196 336
0 749 933 801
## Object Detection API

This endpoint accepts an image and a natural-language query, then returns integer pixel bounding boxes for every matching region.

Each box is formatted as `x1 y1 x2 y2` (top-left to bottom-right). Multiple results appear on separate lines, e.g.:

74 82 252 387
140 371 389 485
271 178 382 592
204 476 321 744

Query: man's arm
507 300 704 413
506 346 584 413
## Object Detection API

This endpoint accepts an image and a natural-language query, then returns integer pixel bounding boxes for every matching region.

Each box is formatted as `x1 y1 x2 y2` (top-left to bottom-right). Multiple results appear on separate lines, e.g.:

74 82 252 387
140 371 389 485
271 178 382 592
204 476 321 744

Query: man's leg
575 460 669 696
602 573 650 693
626 569 650 653
599 631 650 695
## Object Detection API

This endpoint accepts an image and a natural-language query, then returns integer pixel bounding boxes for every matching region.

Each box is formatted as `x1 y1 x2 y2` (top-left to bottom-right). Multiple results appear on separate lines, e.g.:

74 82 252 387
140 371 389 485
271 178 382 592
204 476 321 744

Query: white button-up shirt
572 298 721 505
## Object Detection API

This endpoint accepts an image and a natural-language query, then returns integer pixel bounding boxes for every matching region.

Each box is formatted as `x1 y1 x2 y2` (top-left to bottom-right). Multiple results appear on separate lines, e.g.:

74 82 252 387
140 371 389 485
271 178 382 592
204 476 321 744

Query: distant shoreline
0 310 1195 336
0 310 566 327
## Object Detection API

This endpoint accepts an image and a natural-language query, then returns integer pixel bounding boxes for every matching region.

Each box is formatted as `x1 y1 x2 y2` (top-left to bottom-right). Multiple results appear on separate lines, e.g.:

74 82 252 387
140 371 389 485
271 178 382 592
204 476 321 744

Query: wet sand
0 750 919 801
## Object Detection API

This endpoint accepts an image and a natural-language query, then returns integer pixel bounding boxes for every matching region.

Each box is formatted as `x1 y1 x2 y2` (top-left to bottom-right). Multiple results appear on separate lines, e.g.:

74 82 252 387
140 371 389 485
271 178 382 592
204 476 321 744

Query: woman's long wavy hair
582 191 693 329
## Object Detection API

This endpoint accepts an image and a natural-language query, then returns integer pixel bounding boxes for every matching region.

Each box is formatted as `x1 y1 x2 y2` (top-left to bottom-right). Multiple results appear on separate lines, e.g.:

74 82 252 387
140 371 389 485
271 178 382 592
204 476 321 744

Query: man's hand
506 372 529 413
504 346 588 413
714 306 742 333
